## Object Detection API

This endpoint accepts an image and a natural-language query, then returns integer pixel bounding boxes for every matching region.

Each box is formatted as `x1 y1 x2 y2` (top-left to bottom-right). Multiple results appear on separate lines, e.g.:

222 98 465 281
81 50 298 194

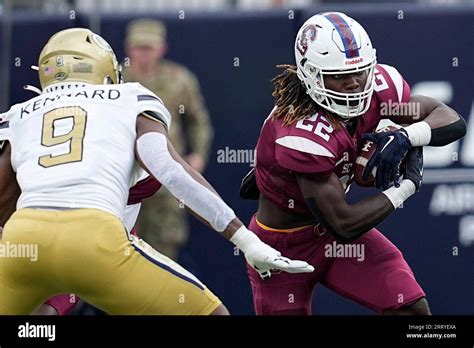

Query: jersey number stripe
38 106 87 168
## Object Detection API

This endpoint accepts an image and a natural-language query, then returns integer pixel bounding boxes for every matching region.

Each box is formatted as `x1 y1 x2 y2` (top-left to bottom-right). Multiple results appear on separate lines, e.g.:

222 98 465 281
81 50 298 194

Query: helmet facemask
298 58 376 119
104 62 123 85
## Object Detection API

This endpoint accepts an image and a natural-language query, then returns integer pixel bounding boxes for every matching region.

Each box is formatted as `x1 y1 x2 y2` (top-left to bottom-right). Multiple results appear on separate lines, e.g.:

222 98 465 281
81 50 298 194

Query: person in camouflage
123 19 213 260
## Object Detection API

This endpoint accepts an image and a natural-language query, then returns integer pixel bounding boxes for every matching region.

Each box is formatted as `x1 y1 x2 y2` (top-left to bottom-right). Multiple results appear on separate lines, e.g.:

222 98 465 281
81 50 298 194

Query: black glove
402 146 423 191
362 129 412 189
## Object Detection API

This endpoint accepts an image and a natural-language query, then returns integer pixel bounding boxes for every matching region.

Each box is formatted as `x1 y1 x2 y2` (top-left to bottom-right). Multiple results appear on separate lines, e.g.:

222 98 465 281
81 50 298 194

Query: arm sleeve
135 83 173 130
136 132 236 232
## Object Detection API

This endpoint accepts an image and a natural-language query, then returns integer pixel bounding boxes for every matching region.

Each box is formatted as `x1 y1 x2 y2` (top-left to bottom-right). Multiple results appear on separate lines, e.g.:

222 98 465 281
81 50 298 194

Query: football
353 123 402 187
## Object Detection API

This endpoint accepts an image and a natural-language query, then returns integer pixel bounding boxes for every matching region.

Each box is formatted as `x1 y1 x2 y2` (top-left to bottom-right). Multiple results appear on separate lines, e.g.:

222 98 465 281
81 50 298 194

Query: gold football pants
0 208 221 315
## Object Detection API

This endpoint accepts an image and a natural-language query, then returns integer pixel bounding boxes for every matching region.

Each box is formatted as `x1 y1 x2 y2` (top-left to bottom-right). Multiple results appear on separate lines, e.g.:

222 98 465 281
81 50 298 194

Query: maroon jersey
255 64 410 214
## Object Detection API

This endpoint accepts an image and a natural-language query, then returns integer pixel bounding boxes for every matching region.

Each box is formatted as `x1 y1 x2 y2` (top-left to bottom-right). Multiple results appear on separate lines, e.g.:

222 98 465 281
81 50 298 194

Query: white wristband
230 225 262 253
403 121 431 146
382 179 416 209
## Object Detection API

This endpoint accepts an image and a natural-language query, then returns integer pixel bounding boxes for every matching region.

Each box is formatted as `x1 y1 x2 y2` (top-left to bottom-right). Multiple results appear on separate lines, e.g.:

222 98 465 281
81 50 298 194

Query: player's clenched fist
230 226 314 279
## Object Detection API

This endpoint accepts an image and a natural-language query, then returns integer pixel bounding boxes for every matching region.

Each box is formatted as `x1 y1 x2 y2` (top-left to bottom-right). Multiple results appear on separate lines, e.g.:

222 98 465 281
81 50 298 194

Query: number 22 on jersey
38 106 87 168
295 113 334 141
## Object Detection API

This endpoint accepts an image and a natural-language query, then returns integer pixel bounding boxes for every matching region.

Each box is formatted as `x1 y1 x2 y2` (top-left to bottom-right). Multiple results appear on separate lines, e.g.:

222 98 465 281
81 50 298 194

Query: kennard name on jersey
18 86 122 118
0 82 171 221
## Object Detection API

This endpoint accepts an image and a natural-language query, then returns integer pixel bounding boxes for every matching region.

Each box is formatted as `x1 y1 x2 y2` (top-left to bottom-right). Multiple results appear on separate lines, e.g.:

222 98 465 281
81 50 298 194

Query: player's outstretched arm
298 148 423 243
134 115 314 278
0 142 21 228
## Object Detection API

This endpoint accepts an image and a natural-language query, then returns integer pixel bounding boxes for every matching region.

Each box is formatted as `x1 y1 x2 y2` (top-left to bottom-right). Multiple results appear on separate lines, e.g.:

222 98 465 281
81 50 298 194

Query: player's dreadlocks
271 64 339 128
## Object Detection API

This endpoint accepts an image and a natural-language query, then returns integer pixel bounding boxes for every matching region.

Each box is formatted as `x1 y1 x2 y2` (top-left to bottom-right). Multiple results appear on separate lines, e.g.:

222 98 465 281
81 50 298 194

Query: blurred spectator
123 19 213 261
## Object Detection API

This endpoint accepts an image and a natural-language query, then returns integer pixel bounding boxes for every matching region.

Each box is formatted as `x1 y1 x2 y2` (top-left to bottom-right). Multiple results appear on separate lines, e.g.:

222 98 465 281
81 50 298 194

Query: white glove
230 226 315 279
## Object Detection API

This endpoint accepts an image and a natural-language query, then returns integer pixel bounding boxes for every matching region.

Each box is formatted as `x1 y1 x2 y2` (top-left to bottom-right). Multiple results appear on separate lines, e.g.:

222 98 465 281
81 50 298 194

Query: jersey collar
42 82 94 94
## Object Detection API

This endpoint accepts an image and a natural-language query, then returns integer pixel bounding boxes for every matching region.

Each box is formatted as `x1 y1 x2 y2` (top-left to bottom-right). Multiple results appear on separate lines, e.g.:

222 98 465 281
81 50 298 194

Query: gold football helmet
38 28 122 89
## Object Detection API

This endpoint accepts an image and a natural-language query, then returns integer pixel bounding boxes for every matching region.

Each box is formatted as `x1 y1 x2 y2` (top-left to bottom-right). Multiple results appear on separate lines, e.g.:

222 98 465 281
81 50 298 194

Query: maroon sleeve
127 176 162 205
274 135 336 176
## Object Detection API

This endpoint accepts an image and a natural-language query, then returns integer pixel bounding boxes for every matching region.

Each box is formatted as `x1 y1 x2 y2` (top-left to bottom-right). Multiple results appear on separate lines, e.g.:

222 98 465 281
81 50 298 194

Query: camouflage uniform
124 19 213 260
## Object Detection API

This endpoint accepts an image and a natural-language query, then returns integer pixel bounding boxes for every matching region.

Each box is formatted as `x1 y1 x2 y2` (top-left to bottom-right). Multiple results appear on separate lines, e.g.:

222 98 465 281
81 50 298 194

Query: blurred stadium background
0 0 473 315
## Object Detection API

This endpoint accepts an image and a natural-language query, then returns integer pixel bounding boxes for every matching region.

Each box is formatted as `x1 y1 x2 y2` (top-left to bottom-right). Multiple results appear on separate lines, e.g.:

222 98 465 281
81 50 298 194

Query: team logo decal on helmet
294 12 377 119
296 24 317 56
55 56 64 66
54 72 68 81
91 33 113 52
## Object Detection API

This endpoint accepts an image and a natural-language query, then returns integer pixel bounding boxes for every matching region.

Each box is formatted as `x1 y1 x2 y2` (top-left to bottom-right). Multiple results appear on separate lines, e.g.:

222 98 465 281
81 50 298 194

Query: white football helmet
295 12 377 119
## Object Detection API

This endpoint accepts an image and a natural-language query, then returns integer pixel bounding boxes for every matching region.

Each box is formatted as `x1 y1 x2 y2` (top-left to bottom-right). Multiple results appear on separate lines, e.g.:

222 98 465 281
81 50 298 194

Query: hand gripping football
354 123 403 187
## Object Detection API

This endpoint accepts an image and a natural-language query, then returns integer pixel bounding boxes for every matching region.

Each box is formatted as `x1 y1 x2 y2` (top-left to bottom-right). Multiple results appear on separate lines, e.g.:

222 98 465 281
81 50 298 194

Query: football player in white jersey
0 28 313 315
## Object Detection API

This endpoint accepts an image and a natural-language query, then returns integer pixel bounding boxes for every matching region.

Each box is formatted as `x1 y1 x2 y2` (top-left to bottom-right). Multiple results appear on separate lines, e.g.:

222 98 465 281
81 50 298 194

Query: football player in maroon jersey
243 12 466 315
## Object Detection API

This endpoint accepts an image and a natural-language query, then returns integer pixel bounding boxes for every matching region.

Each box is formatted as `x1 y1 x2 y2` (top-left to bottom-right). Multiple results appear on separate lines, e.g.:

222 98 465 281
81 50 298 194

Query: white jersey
0 82 171 220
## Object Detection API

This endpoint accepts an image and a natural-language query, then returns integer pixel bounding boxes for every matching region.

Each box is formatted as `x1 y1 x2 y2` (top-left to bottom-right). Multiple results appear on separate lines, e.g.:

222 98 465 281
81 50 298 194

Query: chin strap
23 65 42 95
23 84 42 95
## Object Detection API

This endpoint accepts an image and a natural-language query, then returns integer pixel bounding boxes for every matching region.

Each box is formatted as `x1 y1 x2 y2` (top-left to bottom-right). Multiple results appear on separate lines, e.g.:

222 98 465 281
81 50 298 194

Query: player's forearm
184 205 244 240
174 166 247 239
305 180 415 243
403 106 466 147
136 132 242 235
178 162 248 239
135 115 250 241
305 194 393 243
175 154 219 196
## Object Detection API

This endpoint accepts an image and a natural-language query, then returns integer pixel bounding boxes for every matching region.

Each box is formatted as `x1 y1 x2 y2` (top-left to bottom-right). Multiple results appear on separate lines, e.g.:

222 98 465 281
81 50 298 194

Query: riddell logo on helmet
345 58 364 65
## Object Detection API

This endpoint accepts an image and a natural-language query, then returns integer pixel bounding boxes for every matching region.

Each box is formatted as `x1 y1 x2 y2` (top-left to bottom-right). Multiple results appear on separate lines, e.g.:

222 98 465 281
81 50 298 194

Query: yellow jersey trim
255 217 313 233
